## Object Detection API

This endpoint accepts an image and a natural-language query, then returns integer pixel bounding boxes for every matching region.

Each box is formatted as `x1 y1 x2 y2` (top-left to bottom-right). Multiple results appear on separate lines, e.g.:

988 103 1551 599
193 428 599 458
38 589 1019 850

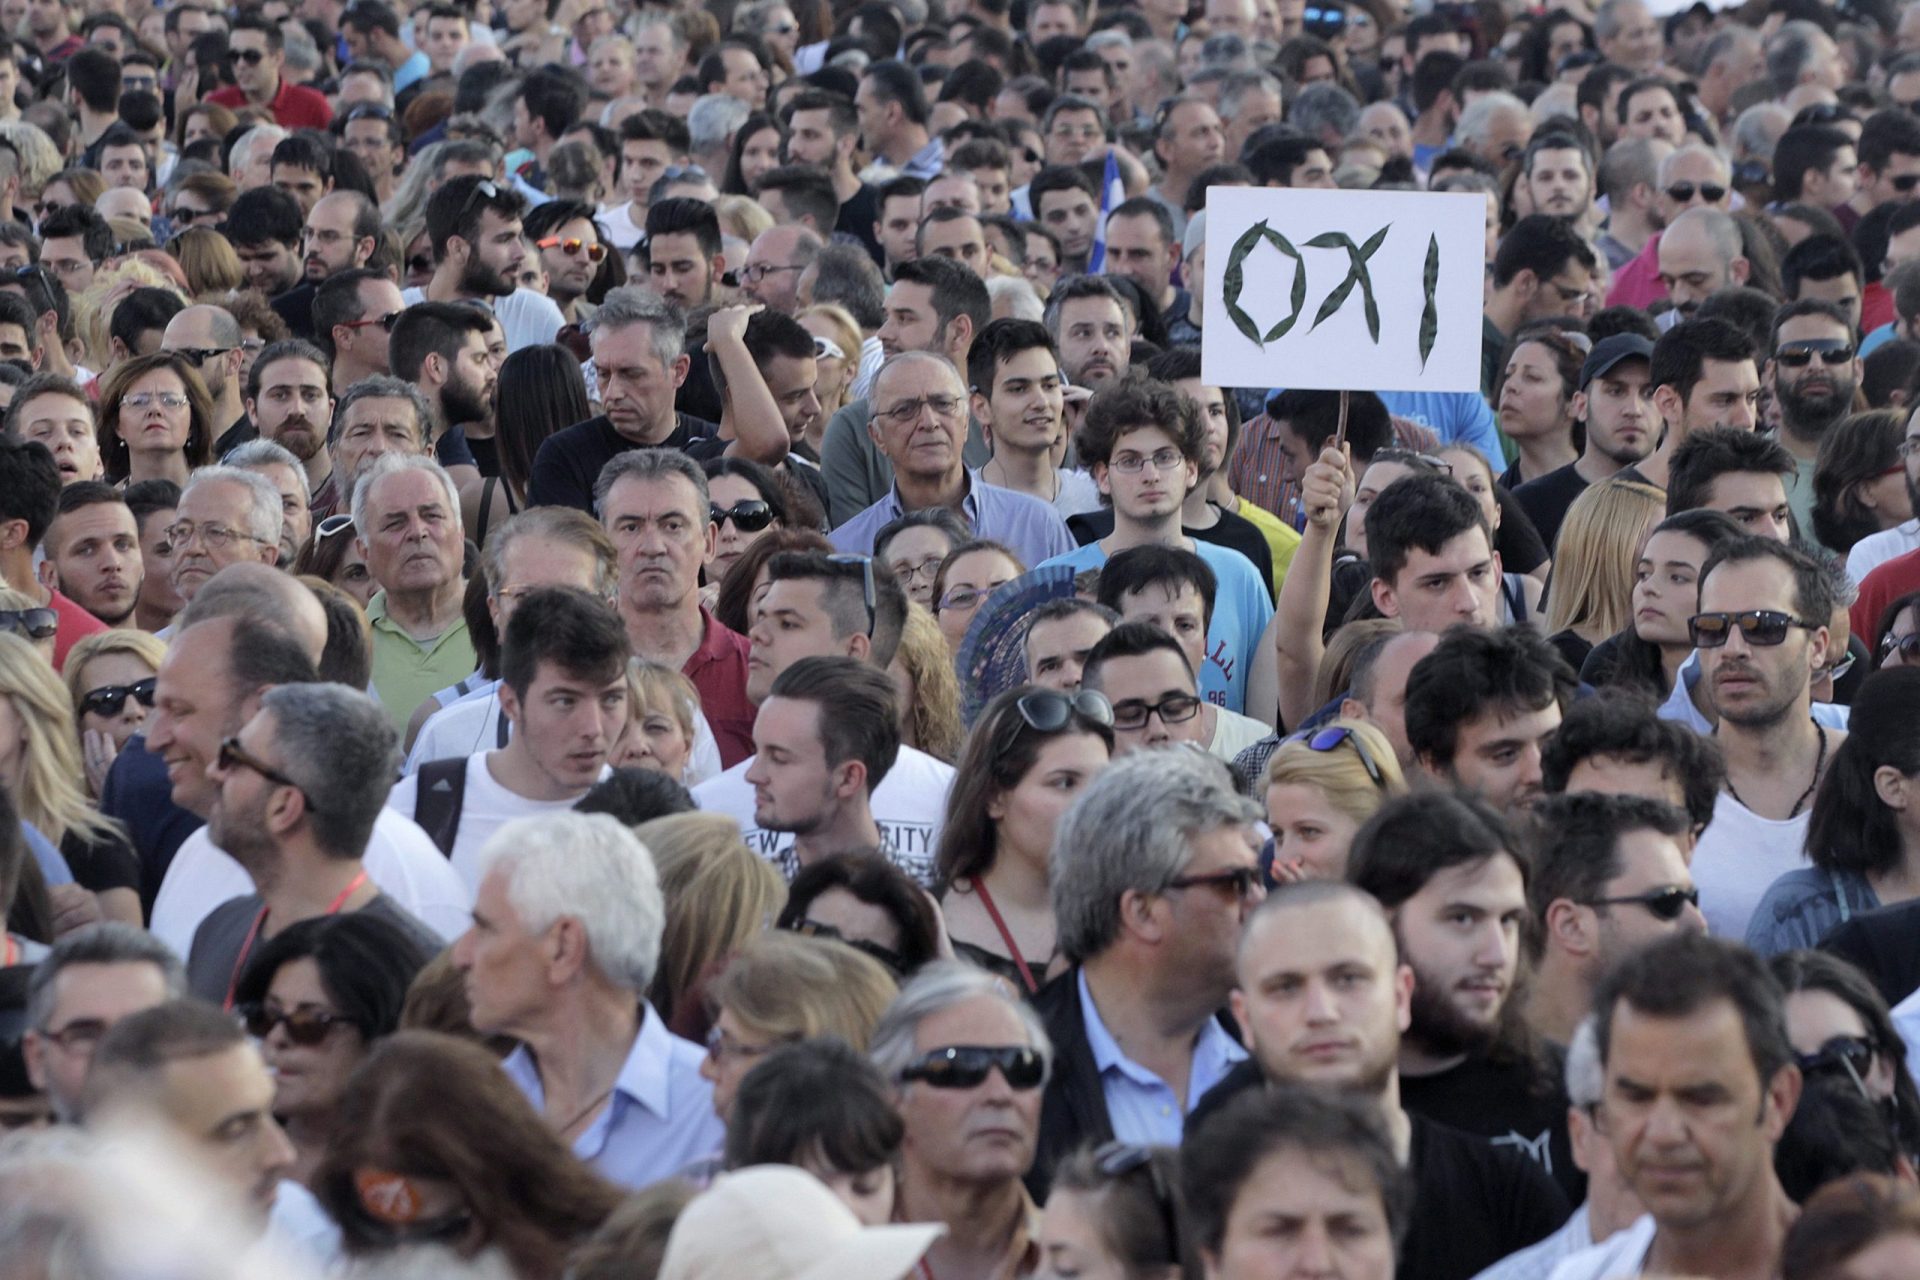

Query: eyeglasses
79 676 157 719
937 581 1009 612
873 393 964 425
35 1017 111 1052
710 499 774 532
898 1044 1046 1090
1688 609 1820 648
1297 724 1384 788
1881 630 1920 664
0 607 57 640
740 261 805 284
704 1022 784 1065
316 513 355 540
217 736 321 812
826 553 877 637
1372 447 1452 474
233 47 269 64
1583 884 1699 921
1815 651 1856 683
1109 447 1184 474
1109 692 1202 731
1795 1034 1878 1093
1012 688 1114 732
169 345 233 364
537 235 607 262
342 310 403 332
1092 1143 1181 1266
1775 339 1855 368
784 916 907 973
889 554 944 585
1664 181 1727 203
241 1001 349 1046
170 206 219 226
1166 864 1264 902
407 254 433 275
165 520 269 552
125 391 189 410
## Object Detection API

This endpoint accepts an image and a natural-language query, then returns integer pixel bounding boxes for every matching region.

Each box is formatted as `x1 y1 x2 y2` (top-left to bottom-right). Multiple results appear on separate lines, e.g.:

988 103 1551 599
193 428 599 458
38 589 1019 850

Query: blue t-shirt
1036 539 1273 714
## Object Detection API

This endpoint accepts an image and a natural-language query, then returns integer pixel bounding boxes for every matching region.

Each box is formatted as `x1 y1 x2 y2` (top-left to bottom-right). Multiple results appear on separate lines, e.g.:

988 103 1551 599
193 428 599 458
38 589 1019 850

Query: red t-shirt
206 79 333 131
47 587 106 672
1854 547 1920 643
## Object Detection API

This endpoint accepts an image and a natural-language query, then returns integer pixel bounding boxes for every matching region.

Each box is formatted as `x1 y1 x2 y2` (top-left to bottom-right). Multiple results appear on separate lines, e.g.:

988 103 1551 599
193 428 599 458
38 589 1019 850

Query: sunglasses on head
1298 724 1384 788
346 104 394 123
784 917 906 974
1688 609 1819 648
316 513 355 540
898 1044 1046 1091
710 499 774 531
1013 688 1114 732
1775 339 1855 368
80 676 156 719
1664 181 1726 203
1584 884 1699 921
241 1001 348 1046
0 608 56 640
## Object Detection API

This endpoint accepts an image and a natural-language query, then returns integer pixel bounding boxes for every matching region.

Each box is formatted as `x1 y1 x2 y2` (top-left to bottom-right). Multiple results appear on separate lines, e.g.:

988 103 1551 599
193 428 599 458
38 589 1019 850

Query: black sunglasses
710 499 775 532
784 917 905 975
217 736 322 813
80 676 157 719
1880 631 1920 663
1664 181 1726 203
1013 688 1114 732
0 607 56 640
898 1044 1046 1091
1775 339 1855 368
170 345 233 364
240 1001 349 1046
1167 864 1264 901
1689 609 1819 648
233 47 269 64
827 553 876 638
1795 1034 1877 1091
1584 884 1699 921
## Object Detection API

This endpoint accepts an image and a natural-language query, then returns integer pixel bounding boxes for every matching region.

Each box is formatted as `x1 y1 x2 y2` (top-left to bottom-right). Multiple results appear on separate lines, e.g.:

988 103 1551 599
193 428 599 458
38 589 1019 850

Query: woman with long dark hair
491 343 592 518
934 685 1114 994
722 113 784 196
1750 669 1920 955
1581 508 1747 698
1770 950 1920 1163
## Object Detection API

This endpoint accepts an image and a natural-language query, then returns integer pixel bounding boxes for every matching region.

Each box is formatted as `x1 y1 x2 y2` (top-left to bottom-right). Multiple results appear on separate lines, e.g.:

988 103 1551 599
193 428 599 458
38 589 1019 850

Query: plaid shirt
1228 414 1444 528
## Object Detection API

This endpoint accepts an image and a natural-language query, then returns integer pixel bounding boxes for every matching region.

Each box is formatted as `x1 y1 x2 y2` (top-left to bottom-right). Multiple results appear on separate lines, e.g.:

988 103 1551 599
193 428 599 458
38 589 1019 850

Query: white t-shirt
691 745 955 885
387 751 611 891
405 684 721 785
597 200 645 252
399 285 565 352
1208 707 1272 763
1054 469 1103 518
149 810 474 960
1847 518 1920 585
1690 790 1811 940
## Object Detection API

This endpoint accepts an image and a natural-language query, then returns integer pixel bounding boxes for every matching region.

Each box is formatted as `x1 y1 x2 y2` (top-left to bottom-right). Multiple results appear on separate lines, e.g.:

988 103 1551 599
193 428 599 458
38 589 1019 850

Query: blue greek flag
1085 149 1125 273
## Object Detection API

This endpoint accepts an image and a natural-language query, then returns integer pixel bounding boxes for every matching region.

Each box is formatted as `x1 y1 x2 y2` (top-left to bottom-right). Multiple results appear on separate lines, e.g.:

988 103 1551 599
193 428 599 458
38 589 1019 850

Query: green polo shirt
366 590 477 733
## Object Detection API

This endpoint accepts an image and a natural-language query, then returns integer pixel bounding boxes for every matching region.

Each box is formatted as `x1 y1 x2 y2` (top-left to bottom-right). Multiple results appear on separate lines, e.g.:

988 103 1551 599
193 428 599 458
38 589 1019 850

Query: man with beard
1522 133 1599 238
1515 335 1659 552
185 682 440 1000
243 340 335 508
640 198 727 313
389 303 496 469
1687 537 1843 939
291 191 378 322
1634 318 1760 491
1196 876 1569 1280
1768 299 1861 539
404 174 564 354
42 483 144 627
523 200 603 325
1339 794 1584 1209
1405 626 1576 819
312 268 406 399
1591 138 1668 272
161 306 251 452
1521 793 1705 1048
224 187 305 305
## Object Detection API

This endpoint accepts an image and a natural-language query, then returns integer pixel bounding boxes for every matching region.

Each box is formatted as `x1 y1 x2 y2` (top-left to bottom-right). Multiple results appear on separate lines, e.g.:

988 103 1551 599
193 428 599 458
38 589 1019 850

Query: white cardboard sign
1200 186 1487 395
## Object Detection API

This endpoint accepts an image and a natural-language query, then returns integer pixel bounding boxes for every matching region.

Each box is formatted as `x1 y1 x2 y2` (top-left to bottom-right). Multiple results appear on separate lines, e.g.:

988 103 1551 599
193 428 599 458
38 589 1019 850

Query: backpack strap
411 757 469 858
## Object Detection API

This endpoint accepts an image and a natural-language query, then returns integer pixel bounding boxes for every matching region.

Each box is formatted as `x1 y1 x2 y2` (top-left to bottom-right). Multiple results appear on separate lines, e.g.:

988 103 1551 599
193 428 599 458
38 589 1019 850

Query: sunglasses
827 553 875 637
1166 864 1265 901
1816 651 1856 683
1795 1034 1877 1087
80 676 157 719
233 47 270 64
346 104 394 123
1880 631 1920 664
1298 724 1383 788
538 235 606 261
784 917 906 974
342 310 403 332
407 254 433 274
217 736 322 812
1775 340 1855 368
316 513 356 540
1013 688 1114 732
1664 181 1726 203
710 499 774 532
0 607 56 640
1688 609 1819 648
1584 884 1699 921
898 1044 1046 1090
241 1001 349 1045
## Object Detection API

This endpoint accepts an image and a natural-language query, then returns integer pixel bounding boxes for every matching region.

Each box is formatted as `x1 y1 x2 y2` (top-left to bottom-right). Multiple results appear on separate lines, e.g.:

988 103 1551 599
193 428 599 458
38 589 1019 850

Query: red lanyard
973 879 1039 996
224 870 368 1011
1 934 16 966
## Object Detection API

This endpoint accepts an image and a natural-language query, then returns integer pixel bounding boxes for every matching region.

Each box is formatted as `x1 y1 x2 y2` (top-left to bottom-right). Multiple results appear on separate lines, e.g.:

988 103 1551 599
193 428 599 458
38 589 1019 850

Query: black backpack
411 758 468 858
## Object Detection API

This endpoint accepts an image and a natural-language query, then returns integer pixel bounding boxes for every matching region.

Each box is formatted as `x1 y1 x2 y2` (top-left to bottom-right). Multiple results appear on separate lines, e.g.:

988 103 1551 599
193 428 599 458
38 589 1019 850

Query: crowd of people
9 0 1920 1277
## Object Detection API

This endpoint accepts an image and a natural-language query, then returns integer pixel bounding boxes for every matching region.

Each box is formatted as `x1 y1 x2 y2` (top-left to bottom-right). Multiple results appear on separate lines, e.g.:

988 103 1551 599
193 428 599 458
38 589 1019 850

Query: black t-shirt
1400 1049 1584 1206
1494 484 1550 576
214 413 256 457
435 425 477 470
1512 463 1590 556
1191 1060 1569 1280
1064 506 1277 604
1822 898 1920 1007
465 432 499 478
836 183 884 265
270 281 318 340
185 891 441 1004
1548 627 1593 676
60 827 141 896
525 413 722 512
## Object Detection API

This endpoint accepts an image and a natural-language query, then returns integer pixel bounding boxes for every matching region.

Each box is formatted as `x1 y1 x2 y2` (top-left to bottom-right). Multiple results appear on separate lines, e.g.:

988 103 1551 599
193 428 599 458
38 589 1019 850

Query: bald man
1658 208 1750 321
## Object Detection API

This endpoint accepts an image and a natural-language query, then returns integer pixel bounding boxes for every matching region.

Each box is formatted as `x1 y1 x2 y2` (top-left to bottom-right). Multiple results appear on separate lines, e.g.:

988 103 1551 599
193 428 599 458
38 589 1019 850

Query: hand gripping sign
1200 187 1488 396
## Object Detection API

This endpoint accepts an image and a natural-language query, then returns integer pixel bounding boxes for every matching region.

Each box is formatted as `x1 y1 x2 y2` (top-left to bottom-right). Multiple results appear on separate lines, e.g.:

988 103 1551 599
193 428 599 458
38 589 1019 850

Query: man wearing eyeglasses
741 224 820 315
1080 623 1210 755
299 190 377 286
1524 794 1704 1048
21 923 183 1124
1767 298 1862 540
205 15 333 131
1028 749 1259 1197
165 466 284 608
338 102 404 205
1482 215 1599 401
1687 537 1846 940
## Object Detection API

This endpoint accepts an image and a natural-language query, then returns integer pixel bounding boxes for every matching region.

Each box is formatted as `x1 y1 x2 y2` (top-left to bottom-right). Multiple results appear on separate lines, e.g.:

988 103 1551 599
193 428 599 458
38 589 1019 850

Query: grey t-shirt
187 891 442 1003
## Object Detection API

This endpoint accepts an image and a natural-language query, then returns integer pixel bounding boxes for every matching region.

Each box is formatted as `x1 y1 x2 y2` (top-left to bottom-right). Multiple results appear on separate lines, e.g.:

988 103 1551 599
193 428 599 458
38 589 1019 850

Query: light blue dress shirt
830 469 1077 571
503 1003 724 1189
1077 971 1246 1148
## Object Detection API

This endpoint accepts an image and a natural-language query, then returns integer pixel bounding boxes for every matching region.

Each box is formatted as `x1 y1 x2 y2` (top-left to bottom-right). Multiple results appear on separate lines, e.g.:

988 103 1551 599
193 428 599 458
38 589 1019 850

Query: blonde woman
638 811 786 1044
0 633 141 925
0 587 52 666
698 931 898 1120
797 304 861 455
1263 719 1404 883
714 195 773 248
889 602 963 763
612 660 723 786
1542 478 1666 674
61 630 167 797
